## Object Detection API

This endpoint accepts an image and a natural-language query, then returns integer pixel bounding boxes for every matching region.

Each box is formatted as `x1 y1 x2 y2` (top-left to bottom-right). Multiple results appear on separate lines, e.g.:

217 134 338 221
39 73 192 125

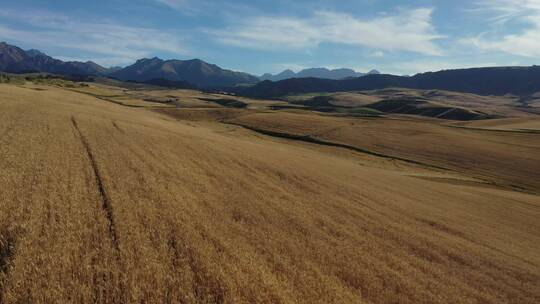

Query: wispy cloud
465 0 540 57
0 9 188 66
155 0 188 9
154 0 200 14
470 0 540 24
209 8 444 56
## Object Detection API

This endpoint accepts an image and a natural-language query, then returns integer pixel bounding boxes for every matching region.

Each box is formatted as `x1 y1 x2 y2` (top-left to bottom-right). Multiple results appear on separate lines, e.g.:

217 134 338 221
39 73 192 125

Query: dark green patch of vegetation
270 103 382 117
291 95 335 107
198 98 248 109
126 78 197 90
143 98 177 104
344 107 383 116
0 73 24 84
281 95 383 116
366 98 488 120
24 74 89 88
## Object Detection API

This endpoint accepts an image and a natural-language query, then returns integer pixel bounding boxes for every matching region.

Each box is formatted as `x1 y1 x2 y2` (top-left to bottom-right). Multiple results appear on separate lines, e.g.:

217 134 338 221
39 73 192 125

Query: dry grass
69 83 285 110
287 88 534 118
228 111 540 193
453 117 540 132
0 83 539 303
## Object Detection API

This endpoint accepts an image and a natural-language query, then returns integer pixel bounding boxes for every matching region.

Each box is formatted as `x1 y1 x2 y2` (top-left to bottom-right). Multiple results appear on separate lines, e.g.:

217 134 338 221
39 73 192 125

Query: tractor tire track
71 116 120 252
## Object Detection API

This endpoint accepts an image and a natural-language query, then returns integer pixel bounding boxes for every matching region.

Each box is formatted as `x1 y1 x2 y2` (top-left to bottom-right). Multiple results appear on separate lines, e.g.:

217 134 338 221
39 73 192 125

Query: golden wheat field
0 82 539 303
226 111 540 193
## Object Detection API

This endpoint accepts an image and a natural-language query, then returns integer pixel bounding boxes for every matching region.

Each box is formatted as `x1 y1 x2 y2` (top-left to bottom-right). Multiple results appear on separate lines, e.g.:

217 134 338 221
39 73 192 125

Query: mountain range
0 42 112 76
236 66 540 98
260 68 380 81
110 57 258 88
3 41 540 97
0 42 258 88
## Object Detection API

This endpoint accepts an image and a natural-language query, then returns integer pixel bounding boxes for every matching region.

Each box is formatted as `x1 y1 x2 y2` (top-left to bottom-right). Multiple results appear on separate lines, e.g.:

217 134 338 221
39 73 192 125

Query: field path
71 116 120 252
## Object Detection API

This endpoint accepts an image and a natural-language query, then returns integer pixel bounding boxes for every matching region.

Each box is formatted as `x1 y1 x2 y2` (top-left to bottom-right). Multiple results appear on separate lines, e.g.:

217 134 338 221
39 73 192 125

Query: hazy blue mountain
237 66 540 98
260 69 296 81
260 67 380 81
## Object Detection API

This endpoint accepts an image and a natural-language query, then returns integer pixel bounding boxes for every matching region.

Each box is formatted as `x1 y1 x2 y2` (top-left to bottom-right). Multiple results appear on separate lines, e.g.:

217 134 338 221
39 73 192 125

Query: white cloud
213 16 320 50
0 9 188 66
210 8 444 56
471 0 540 23
467 29 540 57
466 0 540 57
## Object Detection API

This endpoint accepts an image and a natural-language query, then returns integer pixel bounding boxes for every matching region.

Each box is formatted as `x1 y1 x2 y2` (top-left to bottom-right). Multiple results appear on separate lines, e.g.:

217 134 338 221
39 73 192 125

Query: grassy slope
0 84 539 303
454 117 540 132
228 111 540 193
286 88 533 118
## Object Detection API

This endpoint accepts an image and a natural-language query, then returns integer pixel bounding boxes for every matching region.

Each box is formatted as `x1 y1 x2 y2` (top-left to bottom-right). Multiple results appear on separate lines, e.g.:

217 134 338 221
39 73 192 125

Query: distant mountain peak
25 49 46 58
303 67 330 72
239 65 540 98
0 41 110 76
0 42 259 88
278 69 296 76
136 57 163 64
260 67 377 81
111 57 259 88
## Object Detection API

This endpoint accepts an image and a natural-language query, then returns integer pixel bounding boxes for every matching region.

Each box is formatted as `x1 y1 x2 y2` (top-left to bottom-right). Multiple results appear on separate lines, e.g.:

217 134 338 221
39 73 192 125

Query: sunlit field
0 82 538 303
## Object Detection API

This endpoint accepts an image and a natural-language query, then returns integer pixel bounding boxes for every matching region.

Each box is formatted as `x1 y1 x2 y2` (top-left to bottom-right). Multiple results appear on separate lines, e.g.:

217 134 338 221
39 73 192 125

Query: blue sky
1 0 540 75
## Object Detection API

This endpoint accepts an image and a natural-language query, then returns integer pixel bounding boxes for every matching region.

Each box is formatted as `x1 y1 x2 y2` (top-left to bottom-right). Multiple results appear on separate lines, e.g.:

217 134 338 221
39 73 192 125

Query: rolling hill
276 88 535 120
